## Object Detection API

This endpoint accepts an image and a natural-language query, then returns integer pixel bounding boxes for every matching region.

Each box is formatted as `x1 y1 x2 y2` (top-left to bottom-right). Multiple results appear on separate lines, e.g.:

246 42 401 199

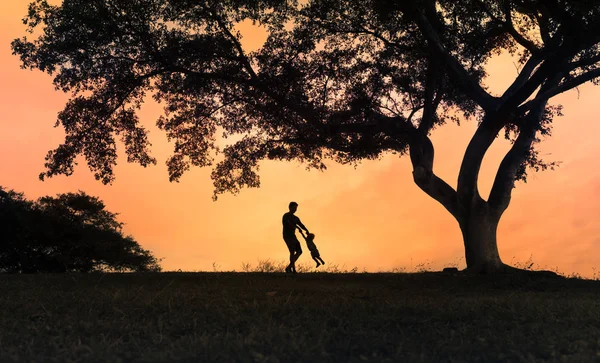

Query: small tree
12 0 600 273
0 188 41 273
0 187 161 273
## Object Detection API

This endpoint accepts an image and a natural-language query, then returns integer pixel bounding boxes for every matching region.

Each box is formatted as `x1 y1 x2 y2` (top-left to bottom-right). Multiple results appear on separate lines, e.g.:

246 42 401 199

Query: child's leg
312 255 321 267
317 256 325 265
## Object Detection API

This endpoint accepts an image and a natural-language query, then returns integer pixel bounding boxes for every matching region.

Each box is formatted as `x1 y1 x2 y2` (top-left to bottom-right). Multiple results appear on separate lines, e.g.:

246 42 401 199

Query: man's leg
284 236 295 273
291 248 302 273
290 253 296 273
286 253 293 273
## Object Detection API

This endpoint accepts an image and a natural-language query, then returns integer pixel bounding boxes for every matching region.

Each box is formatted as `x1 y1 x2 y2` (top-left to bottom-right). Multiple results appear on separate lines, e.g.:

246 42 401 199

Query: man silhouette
282 201 309 273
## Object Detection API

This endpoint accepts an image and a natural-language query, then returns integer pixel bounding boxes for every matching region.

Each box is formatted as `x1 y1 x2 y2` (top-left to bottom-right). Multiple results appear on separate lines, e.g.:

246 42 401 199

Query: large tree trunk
458 202 505 274
408 122 510 274
404 6 571 277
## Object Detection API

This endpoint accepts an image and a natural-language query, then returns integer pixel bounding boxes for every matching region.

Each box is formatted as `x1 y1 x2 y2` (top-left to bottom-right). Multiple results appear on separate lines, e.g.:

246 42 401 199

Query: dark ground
0 272 599 362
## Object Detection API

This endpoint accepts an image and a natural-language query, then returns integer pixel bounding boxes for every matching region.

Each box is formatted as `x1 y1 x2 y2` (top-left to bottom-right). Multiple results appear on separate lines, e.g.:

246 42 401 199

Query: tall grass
175 256 600 280
239 259 363 273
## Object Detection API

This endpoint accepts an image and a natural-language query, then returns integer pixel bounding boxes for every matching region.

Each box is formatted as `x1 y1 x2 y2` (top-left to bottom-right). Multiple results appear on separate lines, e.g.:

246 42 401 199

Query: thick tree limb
488 77 560 212
499 53 567 111
409 134 459 218
500 54 544 102
503 33 600 111
500 1 541 54
488 111 546 214
519 67 600 112
534 9 552 44
473 0 540 54
410 8 497 112
457 118 504 205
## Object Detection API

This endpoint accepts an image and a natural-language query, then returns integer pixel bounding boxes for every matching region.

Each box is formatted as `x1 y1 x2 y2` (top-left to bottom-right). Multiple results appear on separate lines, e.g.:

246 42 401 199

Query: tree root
460 263 562 278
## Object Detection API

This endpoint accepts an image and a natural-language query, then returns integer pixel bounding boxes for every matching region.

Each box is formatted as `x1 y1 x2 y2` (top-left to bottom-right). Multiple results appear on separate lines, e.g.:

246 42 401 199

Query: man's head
288 201 298 213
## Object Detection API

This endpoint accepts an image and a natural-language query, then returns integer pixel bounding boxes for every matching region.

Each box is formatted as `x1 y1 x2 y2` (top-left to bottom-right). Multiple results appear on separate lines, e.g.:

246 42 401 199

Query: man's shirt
282 212 301 236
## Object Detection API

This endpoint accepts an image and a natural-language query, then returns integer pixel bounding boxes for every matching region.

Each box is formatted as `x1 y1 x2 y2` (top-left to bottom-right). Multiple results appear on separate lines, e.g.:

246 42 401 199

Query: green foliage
0 186 161 273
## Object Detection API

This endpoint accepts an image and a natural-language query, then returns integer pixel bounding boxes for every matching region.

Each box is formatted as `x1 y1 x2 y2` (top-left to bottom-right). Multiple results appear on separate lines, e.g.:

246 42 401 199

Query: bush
0 187 161 273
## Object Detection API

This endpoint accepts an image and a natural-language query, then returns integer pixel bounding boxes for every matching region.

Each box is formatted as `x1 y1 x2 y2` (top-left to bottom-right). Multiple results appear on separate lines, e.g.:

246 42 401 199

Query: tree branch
418 55 443 133
502 32 600 111
211 12 258 79
518 67 600 112
411 8 498 112
168 63 324 129
474 0 541 54
500 1 541 54
264 113 414 153
457 116 504 205
325 113 415 136
409 134 459 218
486 118 537 213
355 24 411 52
500 54 544 102
407 105 423 124
499 55 560 111
167 65 250 84
567 53 600 72
488 76 560 212
529 3 553 44
310 19 413 54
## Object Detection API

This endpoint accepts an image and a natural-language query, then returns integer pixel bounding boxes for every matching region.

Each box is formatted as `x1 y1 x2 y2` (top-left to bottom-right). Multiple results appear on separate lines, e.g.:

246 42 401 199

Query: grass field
1 271 599 362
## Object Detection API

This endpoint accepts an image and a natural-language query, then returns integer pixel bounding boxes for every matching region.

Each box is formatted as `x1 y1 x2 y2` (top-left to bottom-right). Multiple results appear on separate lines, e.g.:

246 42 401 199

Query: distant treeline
0 187 161 273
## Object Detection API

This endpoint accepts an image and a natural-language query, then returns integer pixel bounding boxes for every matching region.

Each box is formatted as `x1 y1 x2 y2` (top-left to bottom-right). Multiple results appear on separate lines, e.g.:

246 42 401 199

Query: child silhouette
299 229 325 268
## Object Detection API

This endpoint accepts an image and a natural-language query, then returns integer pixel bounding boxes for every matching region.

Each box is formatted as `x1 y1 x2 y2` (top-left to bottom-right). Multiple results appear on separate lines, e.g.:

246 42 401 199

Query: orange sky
1 1 599 276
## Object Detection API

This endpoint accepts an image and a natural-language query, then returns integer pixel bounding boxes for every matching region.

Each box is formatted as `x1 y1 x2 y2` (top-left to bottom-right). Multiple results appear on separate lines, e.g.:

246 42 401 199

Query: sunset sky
1 1 599 276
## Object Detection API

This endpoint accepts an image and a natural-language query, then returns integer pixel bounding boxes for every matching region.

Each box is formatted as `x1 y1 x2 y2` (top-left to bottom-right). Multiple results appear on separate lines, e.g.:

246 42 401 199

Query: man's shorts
283 235 302 254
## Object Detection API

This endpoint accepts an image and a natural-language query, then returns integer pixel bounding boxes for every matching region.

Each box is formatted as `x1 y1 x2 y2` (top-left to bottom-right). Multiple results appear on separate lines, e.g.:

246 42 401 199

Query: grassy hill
1 272 599 362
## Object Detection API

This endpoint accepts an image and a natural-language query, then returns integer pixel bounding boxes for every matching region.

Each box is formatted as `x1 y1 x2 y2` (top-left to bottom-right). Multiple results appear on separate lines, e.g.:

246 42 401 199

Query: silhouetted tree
0 187 161 273
12 0 600 273
0 188 41 273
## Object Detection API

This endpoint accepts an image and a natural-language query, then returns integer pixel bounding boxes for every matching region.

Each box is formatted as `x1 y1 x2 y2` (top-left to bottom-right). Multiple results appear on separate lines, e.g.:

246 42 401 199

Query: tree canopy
11 0 600 272
0 187 161 273
12 0 600 197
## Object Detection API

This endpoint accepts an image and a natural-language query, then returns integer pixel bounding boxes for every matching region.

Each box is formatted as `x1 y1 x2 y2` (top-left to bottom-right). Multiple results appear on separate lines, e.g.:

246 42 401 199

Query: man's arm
298 229 307 239
296 217 309 232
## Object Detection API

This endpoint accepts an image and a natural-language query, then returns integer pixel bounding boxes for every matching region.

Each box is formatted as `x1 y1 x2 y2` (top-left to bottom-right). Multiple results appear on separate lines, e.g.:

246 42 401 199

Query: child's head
307 233 315 240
